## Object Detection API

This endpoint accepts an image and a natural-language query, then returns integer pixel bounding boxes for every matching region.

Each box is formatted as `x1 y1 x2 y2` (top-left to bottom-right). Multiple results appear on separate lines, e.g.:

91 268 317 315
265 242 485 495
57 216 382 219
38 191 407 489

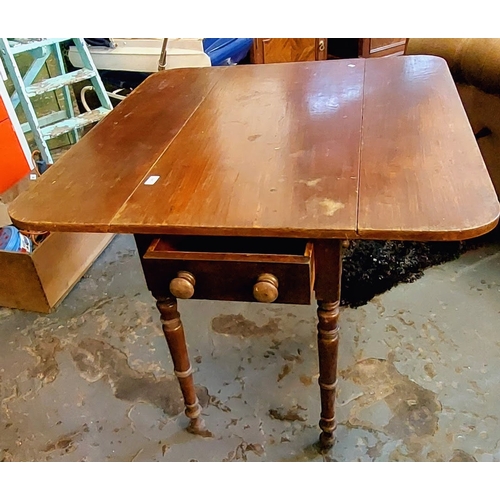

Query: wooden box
0 177 113 313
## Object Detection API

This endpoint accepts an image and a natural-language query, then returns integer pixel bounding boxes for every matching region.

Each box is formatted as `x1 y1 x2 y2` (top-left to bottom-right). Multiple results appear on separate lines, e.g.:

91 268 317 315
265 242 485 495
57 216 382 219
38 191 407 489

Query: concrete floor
1 234 500 462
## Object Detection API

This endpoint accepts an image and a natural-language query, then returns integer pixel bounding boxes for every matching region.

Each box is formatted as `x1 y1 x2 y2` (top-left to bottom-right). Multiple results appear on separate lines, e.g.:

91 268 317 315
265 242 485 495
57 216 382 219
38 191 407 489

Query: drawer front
141 236 314 305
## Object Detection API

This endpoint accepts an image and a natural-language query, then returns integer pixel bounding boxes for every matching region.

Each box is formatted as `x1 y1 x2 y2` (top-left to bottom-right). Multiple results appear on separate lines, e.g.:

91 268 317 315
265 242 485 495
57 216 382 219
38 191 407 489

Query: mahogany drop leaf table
10 56 499 448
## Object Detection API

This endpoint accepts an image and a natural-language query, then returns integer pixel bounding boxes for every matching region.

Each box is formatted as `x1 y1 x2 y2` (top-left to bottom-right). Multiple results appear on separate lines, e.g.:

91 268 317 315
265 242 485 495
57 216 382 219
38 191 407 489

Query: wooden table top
10 56 499 240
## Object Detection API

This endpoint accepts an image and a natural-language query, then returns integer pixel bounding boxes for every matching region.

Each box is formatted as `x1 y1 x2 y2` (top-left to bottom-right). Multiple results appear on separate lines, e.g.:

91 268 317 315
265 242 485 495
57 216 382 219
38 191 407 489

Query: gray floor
1 234 499 462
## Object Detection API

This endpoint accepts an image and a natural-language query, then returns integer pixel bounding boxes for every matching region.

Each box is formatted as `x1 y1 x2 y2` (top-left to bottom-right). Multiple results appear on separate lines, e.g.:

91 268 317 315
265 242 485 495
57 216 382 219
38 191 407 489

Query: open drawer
141 236 314 305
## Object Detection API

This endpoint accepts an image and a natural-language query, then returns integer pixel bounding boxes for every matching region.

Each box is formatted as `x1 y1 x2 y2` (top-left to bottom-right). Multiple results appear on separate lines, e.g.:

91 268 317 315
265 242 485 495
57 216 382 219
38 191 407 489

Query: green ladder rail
0 38 113 164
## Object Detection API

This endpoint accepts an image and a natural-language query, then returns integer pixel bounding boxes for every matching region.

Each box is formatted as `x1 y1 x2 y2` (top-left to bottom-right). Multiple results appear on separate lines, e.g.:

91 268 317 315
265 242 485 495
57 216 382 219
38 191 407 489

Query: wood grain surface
9 67 226 231
112 61 364 237
9 56 499 241
358 56 499 240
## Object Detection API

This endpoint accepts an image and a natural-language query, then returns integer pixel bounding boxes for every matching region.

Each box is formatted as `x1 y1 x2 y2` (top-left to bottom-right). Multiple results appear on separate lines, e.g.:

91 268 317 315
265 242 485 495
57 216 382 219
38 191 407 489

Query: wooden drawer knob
169 271 195 299
253 273 279 303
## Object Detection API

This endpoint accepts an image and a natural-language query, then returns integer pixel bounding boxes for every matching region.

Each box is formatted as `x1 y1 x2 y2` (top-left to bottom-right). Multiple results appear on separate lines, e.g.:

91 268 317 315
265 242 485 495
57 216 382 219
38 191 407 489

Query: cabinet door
252 38 327 64
359 38 407 58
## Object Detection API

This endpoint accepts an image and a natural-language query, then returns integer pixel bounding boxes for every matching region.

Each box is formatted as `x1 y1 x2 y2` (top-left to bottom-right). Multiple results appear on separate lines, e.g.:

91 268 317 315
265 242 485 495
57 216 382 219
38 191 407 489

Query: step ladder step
8 38 72 54
41 106 111 140
1 37 113 165
25 68 97 97
20 110 68 134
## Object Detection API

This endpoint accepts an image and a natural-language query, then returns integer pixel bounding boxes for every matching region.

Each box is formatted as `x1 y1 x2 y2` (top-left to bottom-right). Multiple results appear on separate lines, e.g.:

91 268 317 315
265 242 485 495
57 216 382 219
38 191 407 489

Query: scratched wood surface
9 56 499 240
9 67 227 232
111 61 364 237
11 60 364 238
358 56 499 240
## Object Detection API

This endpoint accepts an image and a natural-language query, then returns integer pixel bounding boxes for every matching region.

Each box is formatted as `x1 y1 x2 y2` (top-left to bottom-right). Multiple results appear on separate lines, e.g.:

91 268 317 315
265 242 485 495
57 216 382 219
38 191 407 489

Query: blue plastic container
203 38 253 66
0 226 32 253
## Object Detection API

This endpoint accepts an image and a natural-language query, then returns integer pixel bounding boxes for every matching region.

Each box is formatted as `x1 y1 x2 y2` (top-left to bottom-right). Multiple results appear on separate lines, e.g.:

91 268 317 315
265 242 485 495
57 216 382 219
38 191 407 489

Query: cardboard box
0 176 113 313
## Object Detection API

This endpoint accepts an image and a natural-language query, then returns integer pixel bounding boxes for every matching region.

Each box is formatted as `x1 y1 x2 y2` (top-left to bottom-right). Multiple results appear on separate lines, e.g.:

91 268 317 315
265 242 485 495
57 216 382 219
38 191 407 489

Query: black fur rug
340 225 500 308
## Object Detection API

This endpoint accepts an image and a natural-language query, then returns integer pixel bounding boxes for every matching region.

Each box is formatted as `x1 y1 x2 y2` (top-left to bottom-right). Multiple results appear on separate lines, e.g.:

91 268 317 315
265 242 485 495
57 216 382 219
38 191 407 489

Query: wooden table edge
7 217 360 240
357 214 500 241
10 213 500 242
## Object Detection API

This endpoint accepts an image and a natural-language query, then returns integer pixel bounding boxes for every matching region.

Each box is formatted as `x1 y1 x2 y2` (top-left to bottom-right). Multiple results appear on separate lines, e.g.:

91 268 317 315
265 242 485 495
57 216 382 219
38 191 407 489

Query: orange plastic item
0 96 31 194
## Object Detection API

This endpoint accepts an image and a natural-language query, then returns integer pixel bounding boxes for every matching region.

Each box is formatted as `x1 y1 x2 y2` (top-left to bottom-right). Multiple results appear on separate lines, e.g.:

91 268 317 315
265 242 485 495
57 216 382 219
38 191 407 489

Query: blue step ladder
0 38 113 165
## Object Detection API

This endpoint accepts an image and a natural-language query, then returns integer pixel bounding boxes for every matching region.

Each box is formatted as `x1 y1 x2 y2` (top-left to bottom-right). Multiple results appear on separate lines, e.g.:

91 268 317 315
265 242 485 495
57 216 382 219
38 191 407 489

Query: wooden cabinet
359 38 408 58
251 38 407 64
327 38 407 59
251 38 327 64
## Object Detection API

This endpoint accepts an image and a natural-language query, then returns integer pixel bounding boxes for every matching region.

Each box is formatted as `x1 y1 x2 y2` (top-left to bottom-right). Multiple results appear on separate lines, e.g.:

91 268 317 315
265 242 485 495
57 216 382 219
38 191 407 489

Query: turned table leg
314 240 342 448
317 300 340 448
155 295 204 434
